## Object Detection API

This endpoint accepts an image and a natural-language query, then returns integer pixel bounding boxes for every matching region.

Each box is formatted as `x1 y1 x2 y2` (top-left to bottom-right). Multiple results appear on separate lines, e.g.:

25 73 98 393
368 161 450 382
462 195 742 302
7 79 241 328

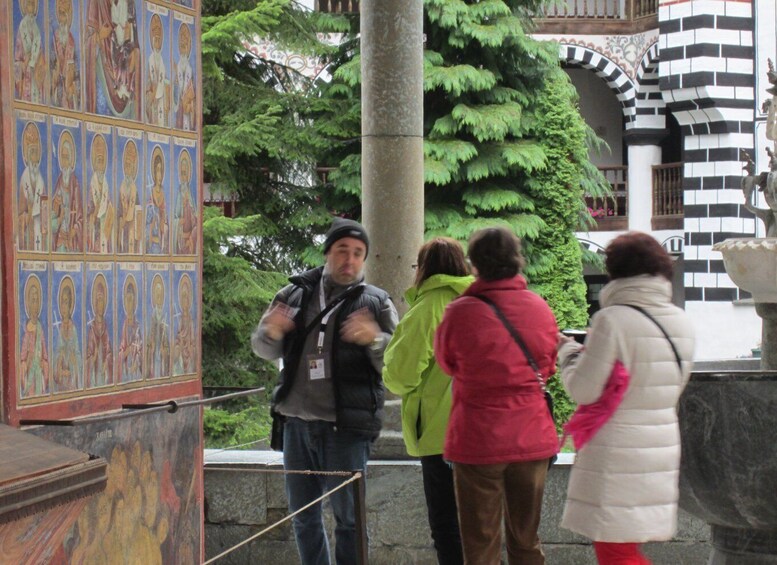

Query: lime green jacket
382 274 474 457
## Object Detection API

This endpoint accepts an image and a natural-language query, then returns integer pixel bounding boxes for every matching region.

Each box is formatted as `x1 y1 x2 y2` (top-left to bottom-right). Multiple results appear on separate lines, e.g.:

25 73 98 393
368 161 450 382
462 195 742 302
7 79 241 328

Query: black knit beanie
323 218 370 257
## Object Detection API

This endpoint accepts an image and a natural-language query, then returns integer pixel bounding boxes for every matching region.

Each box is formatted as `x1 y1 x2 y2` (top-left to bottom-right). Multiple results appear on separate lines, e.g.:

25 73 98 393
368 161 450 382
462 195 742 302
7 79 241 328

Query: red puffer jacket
434 275 559 465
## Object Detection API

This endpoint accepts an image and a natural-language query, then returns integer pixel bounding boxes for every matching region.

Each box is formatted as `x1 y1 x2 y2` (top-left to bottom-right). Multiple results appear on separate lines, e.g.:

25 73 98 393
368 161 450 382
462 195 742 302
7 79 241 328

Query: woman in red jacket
434 227 559 565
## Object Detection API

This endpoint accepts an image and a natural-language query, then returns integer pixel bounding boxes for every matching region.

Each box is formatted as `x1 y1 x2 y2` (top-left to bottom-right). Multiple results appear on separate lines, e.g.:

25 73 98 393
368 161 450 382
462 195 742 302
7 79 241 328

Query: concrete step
382 398 402 432
372 429 413 460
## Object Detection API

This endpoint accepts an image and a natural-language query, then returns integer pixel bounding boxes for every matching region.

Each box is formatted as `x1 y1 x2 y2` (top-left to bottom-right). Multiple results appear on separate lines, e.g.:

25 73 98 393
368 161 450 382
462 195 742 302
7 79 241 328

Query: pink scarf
561 360 630 450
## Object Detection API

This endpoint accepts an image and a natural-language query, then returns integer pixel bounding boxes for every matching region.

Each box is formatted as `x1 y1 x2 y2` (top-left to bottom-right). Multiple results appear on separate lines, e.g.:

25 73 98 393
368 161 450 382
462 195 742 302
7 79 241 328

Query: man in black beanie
252 216 397 565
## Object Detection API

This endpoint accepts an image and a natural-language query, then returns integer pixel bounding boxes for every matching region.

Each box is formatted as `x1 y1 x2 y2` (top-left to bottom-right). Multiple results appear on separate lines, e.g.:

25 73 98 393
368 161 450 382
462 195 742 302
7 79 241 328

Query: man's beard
61 167 72 185
29 162 40 178
97 170 105 184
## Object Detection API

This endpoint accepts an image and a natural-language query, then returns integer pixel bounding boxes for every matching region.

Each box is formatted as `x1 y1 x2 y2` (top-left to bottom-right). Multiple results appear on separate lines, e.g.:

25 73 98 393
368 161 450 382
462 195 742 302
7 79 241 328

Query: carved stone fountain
679 59 777 564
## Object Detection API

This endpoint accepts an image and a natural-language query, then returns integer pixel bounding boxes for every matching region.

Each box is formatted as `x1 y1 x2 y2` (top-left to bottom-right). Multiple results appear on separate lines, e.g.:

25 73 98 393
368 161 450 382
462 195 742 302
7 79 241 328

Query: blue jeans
283 417 371 565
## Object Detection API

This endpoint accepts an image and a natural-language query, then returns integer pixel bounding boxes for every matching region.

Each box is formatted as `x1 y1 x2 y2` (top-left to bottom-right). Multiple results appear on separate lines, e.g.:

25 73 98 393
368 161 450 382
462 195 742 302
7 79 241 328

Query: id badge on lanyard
307 280 347 381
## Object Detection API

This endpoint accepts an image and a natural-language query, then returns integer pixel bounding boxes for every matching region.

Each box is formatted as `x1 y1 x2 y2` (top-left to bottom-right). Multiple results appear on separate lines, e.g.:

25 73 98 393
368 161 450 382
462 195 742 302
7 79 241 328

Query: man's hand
263 303 296 341
341 308 380 346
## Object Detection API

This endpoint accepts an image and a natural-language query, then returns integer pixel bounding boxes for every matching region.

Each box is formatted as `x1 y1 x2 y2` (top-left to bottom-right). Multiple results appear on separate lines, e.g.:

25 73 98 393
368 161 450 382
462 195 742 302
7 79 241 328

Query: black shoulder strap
622 304 683 372
471 294 545 391
299 284 364 338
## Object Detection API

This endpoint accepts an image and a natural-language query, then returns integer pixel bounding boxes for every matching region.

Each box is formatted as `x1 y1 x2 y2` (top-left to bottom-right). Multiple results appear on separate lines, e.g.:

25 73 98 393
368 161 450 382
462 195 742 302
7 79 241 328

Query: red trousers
593 542 652 565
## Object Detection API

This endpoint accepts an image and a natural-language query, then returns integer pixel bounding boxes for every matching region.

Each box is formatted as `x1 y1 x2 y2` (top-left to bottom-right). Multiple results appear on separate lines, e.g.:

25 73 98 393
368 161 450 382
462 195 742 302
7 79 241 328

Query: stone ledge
204 450 710 564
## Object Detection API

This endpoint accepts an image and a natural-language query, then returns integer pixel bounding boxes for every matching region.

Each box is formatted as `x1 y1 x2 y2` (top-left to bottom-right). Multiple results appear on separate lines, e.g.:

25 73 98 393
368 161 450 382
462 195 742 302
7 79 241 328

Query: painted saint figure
117 139 140 253
18 122 47 251
174 23 195 130
87 134 114 253
14 0 46 103
145 147 168 254
51 129 83 252
54 276 82 392
146 274 169 378
86 274 112 387
20 274 49 397
119 274 142 382
174 149 197 254
145 14 169 127
50 0 80 109
85 0 140 118
173 274 195 375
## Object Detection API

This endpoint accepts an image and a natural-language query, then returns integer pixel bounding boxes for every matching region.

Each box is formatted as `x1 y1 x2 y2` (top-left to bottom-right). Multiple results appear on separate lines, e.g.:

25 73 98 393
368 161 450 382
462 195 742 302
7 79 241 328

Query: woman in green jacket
383 237 473 565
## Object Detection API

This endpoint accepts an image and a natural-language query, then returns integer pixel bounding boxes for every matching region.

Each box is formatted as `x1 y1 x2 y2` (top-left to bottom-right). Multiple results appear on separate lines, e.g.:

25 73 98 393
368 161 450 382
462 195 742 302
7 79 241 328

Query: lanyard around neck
316 278 351 353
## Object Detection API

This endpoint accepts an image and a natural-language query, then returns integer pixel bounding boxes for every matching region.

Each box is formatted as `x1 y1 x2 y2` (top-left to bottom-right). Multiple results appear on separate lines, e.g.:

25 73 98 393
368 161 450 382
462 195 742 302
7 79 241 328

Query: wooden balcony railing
652 162 684 230
540 0 656 19
315 0 359 13
585 166 628 231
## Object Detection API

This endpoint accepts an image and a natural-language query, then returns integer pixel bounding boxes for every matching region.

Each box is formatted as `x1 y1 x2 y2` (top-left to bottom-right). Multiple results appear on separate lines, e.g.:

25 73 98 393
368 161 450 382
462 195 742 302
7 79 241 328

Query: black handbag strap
472 294 546 393
622 304 683 373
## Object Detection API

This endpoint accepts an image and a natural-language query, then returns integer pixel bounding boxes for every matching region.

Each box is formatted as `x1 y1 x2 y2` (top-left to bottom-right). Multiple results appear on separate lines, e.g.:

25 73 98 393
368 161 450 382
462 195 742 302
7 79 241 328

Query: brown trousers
453 459 549 565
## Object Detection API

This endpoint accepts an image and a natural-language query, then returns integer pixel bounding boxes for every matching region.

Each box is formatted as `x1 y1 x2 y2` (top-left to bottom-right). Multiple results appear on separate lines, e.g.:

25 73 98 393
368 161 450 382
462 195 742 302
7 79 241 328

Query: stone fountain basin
713 239 777 303
679 371 777 529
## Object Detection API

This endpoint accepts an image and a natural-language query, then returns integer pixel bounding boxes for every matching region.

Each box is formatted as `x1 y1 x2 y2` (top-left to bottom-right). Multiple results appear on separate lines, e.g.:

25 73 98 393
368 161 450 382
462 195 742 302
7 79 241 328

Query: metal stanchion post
352 471 368 565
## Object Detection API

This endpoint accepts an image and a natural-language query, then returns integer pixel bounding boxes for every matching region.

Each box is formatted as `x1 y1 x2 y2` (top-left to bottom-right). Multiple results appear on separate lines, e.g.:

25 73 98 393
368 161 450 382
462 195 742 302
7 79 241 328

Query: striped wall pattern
560 44 638 126
658 0 756 302
633 43 668 130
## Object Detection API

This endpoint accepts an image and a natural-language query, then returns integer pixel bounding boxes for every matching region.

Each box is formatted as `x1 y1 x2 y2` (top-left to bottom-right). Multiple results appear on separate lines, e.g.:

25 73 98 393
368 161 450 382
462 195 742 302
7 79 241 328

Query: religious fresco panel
85 122 115 254
18 261 50 400
144 3 171 128
31 405 202 564
85 262 114 389
172 138 197 256
15 112 49 253
51 261 84 394
145 133 171 255
144 263 170 380
116 128 144 255
117 263 143 384
172 264 196 376
172 12 195 131
84 0 142 120
49 0 82 111
171 0 193 10
50 116 84 253
13 0 47 105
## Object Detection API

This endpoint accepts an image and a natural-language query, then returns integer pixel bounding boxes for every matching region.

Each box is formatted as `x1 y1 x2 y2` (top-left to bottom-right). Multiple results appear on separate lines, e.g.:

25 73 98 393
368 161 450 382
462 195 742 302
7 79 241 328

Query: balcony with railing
651 162 684 230
586 166 629 231
535 0 657 33
315 0 359 13
585 163 684 232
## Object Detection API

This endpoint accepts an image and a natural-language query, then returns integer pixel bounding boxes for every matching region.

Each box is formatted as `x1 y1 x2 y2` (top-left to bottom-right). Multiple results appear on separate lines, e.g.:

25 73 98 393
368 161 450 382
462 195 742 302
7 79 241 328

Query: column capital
624 128 669 146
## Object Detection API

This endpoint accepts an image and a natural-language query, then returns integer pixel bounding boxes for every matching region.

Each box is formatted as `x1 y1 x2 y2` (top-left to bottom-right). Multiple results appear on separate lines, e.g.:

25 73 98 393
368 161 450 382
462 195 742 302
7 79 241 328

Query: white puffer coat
557 275 695 542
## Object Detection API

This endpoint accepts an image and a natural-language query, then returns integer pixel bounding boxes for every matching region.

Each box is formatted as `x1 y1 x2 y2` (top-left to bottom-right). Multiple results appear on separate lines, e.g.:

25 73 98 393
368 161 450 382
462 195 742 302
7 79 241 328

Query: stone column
361 0 425 315
624 130 665 233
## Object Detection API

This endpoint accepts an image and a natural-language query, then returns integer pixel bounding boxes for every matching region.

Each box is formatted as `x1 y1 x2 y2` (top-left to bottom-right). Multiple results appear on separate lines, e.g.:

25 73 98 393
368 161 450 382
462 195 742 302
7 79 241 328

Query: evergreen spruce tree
314 0 610 425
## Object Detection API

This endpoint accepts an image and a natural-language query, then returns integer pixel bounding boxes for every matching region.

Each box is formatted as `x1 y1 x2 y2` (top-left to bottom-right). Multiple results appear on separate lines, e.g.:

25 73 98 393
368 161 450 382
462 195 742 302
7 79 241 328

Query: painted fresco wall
29 405 202 564
2 0 201 418
0 0 203 560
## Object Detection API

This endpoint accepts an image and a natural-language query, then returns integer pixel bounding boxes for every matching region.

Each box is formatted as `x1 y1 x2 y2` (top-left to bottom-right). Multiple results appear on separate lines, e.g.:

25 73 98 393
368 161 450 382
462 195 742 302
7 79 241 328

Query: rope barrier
205 466 355 477
202 470 363 564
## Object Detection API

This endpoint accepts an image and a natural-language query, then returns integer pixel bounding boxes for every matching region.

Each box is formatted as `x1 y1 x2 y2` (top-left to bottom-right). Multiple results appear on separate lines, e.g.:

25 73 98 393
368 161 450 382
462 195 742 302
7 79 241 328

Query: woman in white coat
557 232 695 565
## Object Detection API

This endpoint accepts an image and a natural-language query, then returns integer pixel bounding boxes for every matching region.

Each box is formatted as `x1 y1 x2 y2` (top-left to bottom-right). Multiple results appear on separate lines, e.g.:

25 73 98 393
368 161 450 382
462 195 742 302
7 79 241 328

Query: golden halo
58 129 75 169
91 274 108 317
58 276 76 319
23 274 43 320
22 122 41 164
178 23 191 56
90 134 108 171
178 273 192 310
151 145 165 182
123 274 138 316
151 274 165 308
